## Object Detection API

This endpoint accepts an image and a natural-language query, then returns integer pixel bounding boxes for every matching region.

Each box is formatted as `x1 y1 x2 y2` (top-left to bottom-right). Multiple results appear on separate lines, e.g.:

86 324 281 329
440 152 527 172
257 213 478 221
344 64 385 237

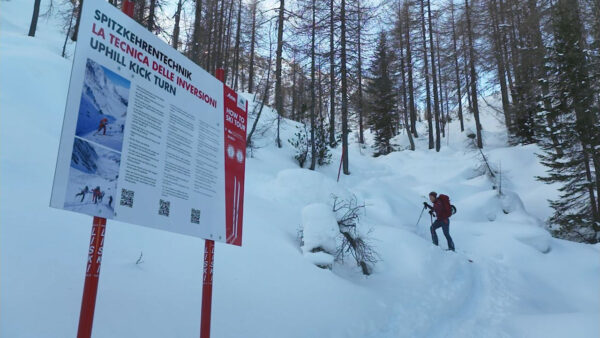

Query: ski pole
415 206 426 226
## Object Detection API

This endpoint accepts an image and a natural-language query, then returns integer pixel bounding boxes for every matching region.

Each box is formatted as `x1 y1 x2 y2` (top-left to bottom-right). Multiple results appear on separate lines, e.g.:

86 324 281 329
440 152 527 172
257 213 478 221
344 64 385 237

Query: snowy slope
76 58 129 152
1 2 599 338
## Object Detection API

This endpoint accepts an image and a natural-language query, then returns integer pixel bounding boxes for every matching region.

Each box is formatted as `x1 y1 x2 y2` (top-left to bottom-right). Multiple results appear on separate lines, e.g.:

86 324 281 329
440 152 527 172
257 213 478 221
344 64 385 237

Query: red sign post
71 2 245 336
76 3 134 338
337 149 344 182
77 216 106 338
200 239 215 338
198 68 225 338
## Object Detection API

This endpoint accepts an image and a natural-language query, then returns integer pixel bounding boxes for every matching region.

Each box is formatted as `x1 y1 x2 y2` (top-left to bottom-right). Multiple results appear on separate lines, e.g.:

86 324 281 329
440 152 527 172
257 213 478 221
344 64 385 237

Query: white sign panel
51 0 247 245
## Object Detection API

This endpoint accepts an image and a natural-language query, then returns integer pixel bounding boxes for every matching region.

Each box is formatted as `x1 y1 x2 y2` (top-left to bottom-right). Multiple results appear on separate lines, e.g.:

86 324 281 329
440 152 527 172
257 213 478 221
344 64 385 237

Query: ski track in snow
80 128 124 152
349 149 516 338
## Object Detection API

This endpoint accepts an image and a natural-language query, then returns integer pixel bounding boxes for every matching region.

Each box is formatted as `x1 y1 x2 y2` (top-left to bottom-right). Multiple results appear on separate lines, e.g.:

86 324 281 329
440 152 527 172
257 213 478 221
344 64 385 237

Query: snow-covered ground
1 2 599 338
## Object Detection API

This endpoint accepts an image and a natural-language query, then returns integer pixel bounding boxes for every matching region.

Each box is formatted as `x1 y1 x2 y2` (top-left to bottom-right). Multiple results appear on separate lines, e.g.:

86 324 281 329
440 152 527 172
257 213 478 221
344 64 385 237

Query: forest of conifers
28 0 600 241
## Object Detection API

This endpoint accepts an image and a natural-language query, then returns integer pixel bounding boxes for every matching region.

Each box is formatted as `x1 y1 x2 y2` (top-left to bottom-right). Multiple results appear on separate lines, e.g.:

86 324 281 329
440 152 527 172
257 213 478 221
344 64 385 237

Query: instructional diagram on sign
51 0 247 245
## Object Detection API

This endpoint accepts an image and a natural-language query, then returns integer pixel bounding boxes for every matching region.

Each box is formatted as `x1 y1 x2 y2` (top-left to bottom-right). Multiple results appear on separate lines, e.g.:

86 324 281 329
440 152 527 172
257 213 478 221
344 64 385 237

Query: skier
92 186 101 204
424 191 455 251
98 191 105 203
121 124 124 133
75 186 89 202
97 118 109 135
108 195 113 208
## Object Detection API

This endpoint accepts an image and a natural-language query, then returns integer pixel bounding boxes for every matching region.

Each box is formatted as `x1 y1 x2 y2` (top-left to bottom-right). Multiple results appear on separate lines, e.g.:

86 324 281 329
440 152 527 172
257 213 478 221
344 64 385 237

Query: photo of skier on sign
94 118 109 136
75 58 130 152
64 138 120 218
92 186 102 204
74 186 89 202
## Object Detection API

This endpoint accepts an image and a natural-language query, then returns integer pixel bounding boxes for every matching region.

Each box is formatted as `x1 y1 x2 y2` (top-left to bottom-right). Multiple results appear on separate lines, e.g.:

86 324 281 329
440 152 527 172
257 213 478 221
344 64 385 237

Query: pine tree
366 32 396 156
538 0 600 243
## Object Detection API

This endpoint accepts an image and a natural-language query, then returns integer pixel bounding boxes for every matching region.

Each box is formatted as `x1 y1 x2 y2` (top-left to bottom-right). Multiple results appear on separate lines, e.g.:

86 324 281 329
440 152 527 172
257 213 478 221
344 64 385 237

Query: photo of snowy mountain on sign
64 138 120 218
75 58 130 152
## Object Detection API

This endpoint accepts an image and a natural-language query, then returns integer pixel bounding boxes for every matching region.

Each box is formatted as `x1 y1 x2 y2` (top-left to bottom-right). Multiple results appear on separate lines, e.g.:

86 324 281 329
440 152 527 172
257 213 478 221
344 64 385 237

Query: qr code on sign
120 189 134 208
191 208 201 224
158 199 170 217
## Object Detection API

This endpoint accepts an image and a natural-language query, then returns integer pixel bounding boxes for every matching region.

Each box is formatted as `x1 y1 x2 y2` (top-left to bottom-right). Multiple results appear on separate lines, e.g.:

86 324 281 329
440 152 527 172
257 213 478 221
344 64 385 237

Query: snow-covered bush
300 203 339 269
288 125 332 168
315 125 332 166
288 125 310 167
300 198 378 275
331 195 377 275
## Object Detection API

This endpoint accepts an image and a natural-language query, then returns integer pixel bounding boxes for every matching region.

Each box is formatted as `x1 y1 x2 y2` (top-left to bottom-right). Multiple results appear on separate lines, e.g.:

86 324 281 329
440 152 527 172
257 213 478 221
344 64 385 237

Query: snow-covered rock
301 203 338 256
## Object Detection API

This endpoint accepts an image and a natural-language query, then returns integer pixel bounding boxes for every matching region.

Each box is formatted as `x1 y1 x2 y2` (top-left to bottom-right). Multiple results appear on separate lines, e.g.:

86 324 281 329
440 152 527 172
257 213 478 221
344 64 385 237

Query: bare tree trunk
592 152 600 218
465 0 483 148
461 25 472 113
309 0 317 170
341 0 349 174
420 0 434 149
450 0 464 132
318 57 325 143
135 0 146 26
233 0 242 90
436 26 445 138
205 0 217 70
62 7 75 57
357 1 365 144
329 0 336 146
582 145 600 221
427 0 441 151
29 0 42 37
172 0 183 49
506 0 521 107
215 0 227 70
248 1 257 93
398 7 415 151
275 0 285 148
191 0 203 64
71 0 83 41
489 0 512 132
405 3 418 138
291 53 297 121
498 0 515 102
223 0 235 84
147 0 157 32
247 35 274 148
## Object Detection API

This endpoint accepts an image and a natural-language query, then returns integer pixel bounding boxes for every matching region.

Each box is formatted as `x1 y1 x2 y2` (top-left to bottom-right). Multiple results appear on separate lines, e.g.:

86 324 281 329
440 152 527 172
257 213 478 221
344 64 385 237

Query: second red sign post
199 68 225 338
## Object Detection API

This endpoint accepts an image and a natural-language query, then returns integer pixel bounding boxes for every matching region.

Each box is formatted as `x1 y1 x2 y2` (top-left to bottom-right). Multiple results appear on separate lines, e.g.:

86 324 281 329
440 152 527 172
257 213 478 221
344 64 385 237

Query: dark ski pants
431 219 455 251
76 192 85 202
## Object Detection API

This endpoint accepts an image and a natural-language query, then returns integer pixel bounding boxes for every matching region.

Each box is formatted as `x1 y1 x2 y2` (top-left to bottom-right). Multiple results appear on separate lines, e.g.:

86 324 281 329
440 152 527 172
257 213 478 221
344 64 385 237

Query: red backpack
438 194 453 219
